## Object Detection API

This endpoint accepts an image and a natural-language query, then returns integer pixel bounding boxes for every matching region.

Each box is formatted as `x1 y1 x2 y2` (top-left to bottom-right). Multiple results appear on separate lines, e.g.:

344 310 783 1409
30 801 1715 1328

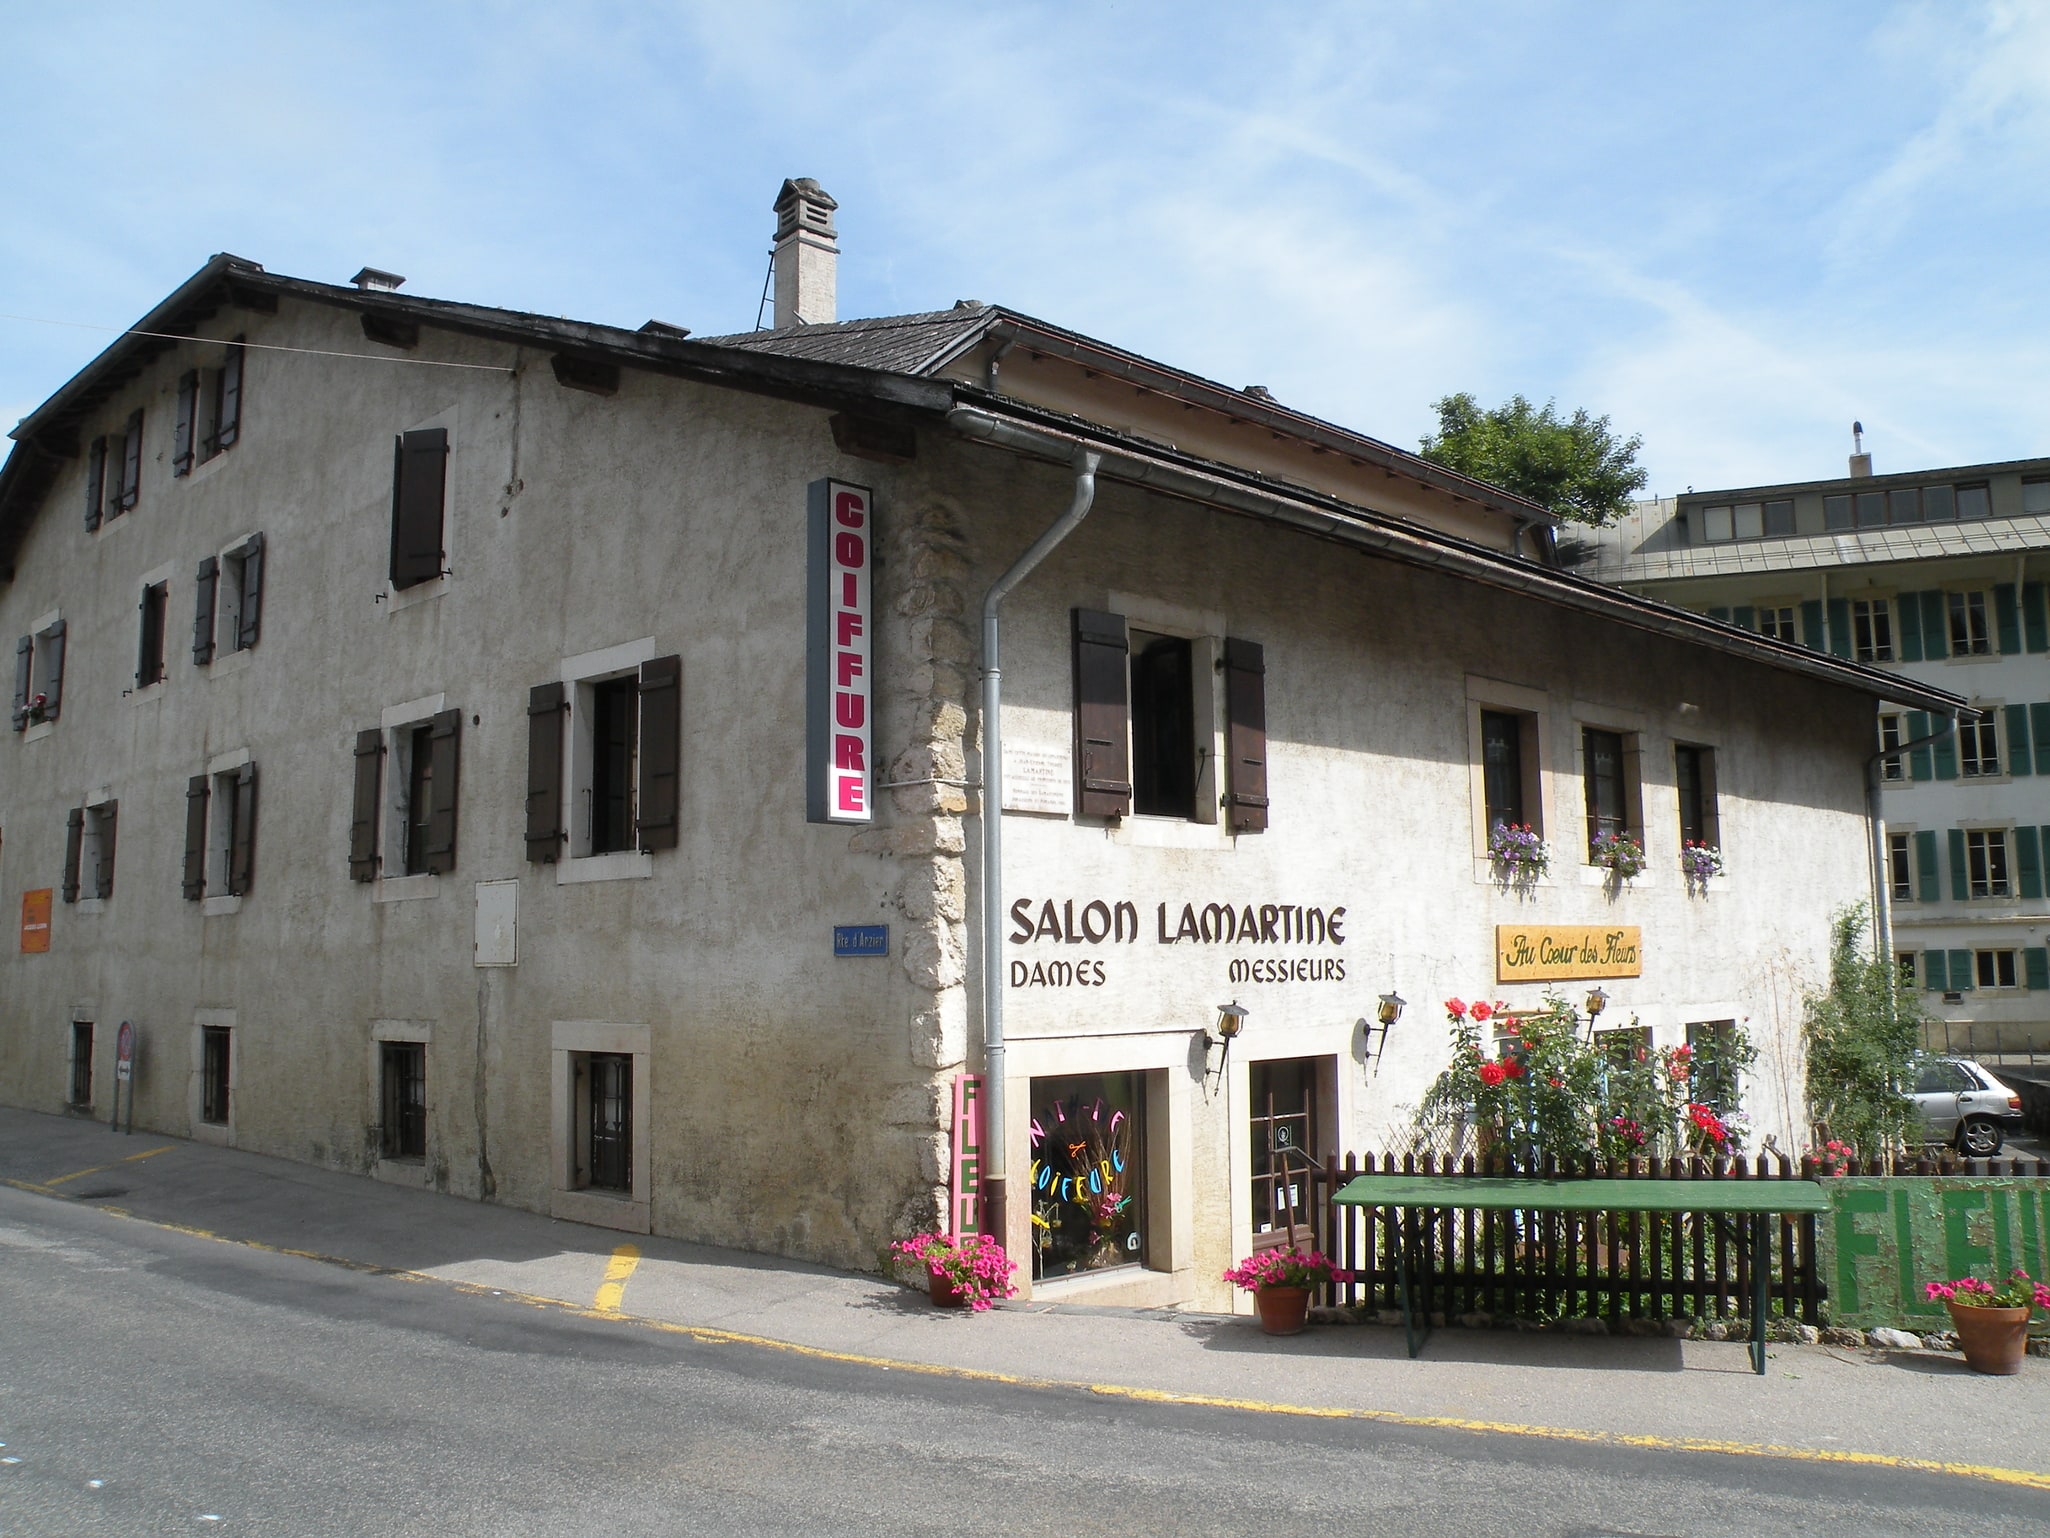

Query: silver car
1910 1056 2026 1156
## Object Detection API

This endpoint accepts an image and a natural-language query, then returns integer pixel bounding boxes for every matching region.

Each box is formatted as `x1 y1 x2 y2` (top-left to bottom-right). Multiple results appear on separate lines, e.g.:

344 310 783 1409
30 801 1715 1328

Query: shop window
200 1026 231 1125
1878 714 1905 781
1851 598 1893 663
69 1022 93 1107
380 1041 426 1160
1975 950 2019 989
1029 1072 1145 1282
1249 1058 1324 1248
1958 712 2000 777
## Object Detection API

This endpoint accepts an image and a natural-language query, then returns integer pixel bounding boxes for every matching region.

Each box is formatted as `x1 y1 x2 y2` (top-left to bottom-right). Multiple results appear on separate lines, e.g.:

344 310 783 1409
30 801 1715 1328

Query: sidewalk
4 1105 2045 1486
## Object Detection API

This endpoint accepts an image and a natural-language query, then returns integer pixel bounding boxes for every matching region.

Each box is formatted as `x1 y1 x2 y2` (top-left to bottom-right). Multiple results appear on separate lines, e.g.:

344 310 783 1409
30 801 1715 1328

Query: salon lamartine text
1008 898 1348 947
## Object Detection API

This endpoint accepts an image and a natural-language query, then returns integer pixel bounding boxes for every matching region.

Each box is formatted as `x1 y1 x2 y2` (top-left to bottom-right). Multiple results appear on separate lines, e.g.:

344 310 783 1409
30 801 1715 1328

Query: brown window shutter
237 533 264 649
389 428 448 589
192 556 219 665
174 370 198 475
95 800 117 899
84 436 106 531
637 654 681 851
10 634 29 731
349 728 384 881
1072 608 1133 818
40 619 64 719
62 807 83 903
1223 637 1269 832
120 410 144 510
525 681 566 862
216 339 244 449
424 708 461 875
183 775 210 899
229 763 258 896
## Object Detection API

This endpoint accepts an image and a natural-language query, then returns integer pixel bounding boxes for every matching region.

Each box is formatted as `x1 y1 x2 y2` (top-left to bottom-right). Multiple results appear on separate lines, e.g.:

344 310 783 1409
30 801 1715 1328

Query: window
62 799 117 903
183 761 258 901
1674 742 1718 847
84 411 144 530
1581 726 1636 857
1975 950 2019 989
528 652 682 869
1888 832 1913 902
200 1026 231 1125
389 426 449 590
69 1022 93 1107
136 580 168 688
1966 829 2010 898
588 676 640 853
1596 1025 1652 1068
193 534 265 665
348 708 461 882
570 1052 633 1192
1763 500 1795 537
1028 1071 1146 1282
1896 953 1918 989
1958 712 2000 777
1923 484 1956 521
1855 491 1885 528
1956 483 1991 521
1701 504 1733 542
1685 1021 1742 1116
550 1021 650 1229
380 1042 426 1160
11 616 66 731
1249 1058 1325 1245
1948 591 1992 655
1851 598 1893 662
1732 502 1763 539
1129 629 1196 818
1481 710 1527 831
1823 494 1852 531
1878 714 1906 780
1887 487 1921 524
1758 605 1796 644
2024 479 2050 517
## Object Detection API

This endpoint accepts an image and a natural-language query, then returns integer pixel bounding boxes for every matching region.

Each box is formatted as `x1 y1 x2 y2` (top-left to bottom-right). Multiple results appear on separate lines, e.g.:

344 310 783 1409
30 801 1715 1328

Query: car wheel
1957 1117 2004 1157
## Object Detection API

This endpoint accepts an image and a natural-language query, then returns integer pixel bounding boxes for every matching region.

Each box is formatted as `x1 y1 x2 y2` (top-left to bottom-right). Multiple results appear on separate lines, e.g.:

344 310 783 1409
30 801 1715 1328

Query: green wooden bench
1332 1174 1834 1374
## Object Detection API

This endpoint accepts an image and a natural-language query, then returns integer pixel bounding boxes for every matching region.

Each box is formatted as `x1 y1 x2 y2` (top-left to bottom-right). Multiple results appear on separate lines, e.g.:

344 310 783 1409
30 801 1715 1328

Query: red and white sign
809 479 873 823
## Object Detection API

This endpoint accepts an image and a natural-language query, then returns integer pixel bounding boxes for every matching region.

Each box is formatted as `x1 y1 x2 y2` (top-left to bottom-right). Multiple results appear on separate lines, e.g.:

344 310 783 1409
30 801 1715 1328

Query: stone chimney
772 178 839 329
1849 420 1872 478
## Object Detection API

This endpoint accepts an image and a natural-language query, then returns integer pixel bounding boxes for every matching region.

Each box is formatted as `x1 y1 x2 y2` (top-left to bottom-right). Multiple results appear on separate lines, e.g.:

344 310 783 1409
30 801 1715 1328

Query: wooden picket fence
1285 1149 2050 1325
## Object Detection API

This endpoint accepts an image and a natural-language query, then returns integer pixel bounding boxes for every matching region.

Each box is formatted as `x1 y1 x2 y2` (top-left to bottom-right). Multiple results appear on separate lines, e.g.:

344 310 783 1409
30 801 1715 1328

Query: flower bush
22 691 50 725
1924 1269 2050 1311
1680 840 1724 885
1223 1248 1350 1292
892 1231 1018 1311
1805 1138 1857 1176
1487 821 1549 882
1590 830 1647 880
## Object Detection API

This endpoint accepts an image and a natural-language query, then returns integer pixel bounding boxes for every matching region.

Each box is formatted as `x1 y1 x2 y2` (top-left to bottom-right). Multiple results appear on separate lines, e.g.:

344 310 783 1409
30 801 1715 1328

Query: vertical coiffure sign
807 479 873 823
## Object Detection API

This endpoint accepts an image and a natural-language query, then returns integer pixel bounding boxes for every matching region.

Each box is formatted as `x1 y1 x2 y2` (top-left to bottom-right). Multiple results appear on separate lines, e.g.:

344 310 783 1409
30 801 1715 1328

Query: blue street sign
833 924 889 958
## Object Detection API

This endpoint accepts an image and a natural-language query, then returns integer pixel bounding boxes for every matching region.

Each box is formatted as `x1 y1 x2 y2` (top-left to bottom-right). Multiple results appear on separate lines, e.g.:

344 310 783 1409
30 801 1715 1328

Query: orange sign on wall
1495 924 1642 982
20 888 52 953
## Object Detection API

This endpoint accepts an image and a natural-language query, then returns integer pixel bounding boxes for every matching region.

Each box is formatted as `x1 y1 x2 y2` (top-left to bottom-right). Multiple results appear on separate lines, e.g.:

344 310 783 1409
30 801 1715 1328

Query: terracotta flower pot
928 1269 966 1309
1947 1302 2031 1375
1255 1285 1312 1336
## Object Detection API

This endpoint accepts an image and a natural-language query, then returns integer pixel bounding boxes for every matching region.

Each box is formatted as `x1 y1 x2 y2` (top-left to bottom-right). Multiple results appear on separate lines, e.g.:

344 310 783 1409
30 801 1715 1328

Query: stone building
0 183 1960 1309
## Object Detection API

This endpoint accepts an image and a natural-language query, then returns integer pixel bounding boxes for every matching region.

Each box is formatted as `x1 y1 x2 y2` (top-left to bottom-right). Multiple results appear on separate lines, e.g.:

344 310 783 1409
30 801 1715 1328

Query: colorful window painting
1029 1073 1145 1281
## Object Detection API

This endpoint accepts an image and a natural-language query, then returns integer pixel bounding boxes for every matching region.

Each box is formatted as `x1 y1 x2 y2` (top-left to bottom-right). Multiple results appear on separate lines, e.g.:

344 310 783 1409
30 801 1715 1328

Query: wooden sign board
1496 924 1641 982
19 888 52 953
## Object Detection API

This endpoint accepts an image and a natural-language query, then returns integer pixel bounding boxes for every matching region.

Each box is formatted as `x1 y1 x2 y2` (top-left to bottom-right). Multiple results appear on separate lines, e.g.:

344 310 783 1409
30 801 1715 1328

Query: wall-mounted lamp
1358 991 1405 1067
1584 987 1609 1031
1204 1001 1249 1091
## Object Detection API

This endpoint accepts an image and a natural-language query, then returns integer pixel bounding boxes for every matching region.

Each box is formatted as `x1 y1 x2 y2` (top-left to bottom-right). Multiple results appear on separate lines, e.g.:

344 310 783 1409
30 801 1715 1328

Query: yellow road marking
593 1244 641 1313
41 1145 176 1187
5 1174 2048 1494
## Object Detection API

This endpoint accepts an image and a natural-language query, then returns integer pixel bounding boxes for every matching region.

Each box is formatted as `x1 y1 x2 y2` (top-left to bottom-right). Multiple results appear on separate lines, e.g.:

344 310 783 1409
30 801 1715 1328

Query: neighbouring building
0 183 1961 1310
1576 442 2050 1066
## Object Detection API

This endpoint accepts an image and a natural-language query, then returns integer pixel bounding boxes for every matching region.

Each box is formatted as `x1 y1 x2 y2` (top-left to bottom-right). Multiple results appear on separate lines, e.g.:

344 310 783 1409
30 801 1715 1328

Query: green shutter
2026 948 2049 992
1915 829 1940 902
1908 711 1934 781
1949 828 1968 899
1708 606 1731 624
1920 592 1949 659
1732 605 1755 632
1950 949 1974 991
1898 592 1925 661
2024 583 2048 653
1996 584 2022 655
2017 825 2043 900
1933 722 1957 781
2033 704 2050 775
2008 704 2033 776
1801 600 1825 650
1827 598 1852 658
1925 949 1947 992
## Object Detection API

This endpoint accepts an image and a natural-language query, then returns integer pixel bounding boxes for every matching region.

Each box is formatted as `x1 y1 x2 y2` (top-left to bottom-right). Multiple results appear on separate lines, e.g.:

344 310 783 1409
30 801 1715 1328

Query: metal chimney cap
351 267 406 292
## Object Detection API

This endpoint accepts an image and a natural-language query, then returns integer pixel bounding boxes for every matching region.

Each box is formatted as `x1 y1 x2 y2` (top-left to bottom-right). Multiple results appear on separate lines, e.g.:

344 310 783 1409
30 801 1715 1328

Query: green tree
1419 392 1648 527
1803 905 1922 1158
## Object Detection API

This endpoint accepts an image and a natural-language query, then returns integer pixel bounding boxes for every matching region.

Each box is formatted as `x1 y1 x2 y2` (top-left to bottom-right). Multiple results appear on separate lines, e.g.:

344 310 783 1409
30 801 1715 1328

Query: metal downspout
978 448 1100 1250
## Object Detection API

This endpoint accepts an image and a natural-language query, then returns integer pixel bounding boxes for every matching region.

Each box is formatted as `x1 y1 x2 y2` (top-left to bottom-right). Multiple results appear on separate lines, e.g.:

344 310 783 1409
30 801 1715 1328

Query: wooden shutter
192 556 219 664
2016 826 2043 901
229 763 258 896
1799 601 1824 651
62 807 83 903
1897 593 1924 661
349 728 384 881
1948 828 1968 901
637 655 681 852
216 339 244 449
1914 829 1939 904
1918 591 1948 659
2025 583 2049 653
1932 719 1957 780
1222 637 1268 833
525 682 567 862
389 428 448 589
84 436 106 532
1731 605 1754 632
423 709 461 875
1906 711 1932 781
2034 703 2050 775
174 370 198 475
1826 598 1851 658
1072 609 1132 818
94 801 117 899
1995 584 2022 655
10 634 28 730
1949 948 1973 990
183 775 210 899
1924 949 1946 992
2027 947 2050 992
119 410 143 510
2005 703 2032 777
237 533 265 649
40 619 64 719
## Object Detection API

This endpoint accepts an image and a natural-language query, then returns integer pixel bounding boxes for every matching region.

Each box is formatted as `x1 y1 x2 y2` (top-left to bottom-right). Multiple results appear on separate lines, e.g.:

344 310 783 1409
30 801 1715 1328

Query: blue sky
4 1 2047 495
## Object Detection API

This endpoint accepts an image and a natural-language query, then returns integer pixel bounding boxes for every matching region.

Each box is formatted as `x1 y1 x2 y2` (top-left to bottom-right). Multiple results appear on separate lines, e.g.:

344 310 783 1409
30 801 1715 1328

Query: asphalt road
1 1186 2044 1537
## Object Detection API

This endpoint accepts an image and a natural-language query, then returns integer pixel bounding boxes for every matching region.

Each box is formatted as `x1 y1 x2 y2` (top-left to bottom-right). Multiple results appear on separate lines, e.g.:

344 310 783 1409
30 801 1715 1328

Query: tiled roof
698 305 995 375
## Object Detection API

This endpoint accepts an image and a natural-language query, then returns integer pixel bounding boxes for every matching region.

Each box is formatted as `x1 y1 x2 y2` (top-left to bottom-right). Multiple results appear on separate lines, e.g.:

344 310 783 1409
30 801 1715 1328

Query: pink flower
1478 1062 1508 1088
1470 1002 1494 1023
1444 998 1467 1019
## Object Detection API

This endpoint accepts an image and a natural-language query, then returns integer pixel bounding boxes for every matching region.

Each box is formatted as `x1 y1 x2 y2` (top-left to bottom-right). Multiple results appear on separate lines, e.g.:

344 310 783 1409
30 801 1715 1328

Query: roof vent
1849 420 1872 478
351 267 406 292
771 178 838 329
639 320 693 339
1242 384 1275 401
